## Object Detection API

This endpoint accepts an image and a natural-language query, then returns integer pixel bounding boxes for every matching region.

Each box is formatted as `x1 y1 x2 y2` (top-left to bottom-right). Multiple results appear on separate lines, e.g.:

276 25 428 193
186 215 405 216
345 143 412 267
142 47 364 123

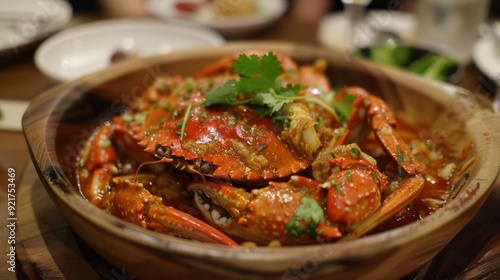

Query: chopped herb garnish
285 197 324 239
173 77 196 96
163 101 171 110
331 179 342 195
333 93 356 123
272 116 291 127
397 145 404 185
170 108 182 117
371 171 380 185
316 117 324 130
346 170 353 181
351 147 361 158
258 144 267 151
179 103 192 141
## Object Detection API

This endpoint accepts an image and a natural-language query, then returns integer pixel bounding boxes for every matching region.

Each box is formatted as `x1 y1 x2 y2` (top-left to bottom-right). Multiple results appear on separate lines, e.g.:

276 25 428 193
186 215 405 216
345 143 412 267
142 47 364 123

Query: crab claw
188 176 343 246
342 175 425 240
324 156 389 227
111 176 239 247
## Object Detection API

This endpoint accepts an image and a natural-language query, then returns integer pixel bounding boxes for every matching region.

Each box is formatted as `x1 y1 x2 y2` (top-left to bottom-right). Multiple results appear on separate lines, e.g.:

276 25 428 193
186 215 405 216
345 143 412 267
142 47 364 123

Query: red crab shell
130 83 310 183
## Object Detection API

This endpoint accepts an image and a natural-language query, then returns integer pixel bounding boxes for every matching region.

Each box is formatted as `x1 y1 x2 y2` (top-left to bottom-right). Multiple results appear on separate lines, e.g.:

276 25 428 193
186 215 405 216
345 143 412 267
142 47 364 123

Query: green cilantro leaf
202 79 239 107
233 52 282 93
285 197 325 239
396 145 409 185
332 92 356 123
350 146 361 158
251 92 291 115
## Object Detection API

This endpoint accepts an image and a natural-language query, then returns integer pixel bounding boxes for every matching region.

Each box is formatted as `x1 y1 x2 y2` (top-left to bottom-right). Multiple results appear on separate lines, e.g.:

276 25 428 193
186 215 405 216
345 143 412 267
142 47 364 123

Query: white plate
0 0 72 60
35 18 225 82
318 10 416 52
472 22 500 82
147 0 287 37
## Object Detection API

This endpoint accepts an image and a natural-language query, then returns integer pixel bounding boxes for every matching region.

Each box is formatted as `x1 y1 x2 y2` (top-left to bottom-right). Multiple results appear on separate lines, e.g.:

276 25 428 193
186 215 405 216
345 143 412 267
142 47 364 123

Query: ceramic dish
318 10 416 51
34 18 225 82
147 0 287 37
23 42 500 280
0 0 72 61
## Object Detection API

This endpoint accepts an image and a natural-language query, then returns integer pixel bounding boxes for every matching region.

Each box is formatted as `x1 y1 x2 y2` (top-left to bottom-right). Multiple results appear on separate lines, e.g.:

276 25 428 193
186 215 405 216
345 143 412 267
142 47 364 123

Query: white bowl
34 18 225 82
0 0 72 61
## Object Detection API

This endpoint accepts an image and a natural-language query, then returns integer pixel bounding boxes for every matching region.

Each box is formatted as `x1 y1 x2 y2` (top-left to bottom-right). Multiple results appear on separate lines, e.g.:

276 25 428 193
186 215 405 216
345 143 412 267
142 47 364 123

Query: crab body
130 88 309 183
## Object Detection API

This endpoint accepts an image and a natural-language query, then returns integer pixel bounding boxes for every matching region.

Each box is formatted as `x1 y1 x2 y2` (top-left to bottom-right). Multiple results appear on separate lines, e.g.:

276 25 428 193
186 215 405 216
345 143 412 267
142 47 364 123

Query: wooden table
1 12 499 280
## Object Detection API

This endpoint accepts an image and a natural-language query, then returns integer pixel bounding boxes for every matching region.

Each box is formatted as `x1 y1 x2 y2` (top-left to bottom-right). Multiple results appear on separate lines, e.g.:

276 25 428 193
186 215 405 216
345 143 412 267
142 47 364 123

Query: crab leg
341 86 424 175
111 177 239 247
371 114 424 175
333 87 427 238
342 175 425 240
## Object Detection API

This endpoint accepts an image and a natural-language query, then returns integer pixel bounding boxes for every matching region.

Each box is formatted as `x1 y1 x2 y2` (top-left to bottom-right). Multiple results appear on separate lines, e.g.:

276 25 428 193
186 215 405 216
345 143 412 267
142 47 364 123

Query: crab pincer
332 86 427 239
111 176 239 247
188 176 343 246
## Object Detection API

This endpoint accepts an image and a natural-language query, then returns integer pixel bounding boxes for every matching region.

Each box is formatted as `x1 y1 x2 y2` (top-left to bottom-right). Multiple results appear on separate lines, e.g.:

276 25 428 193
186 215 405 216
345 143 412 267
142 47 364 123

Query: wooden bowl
23 42 500 280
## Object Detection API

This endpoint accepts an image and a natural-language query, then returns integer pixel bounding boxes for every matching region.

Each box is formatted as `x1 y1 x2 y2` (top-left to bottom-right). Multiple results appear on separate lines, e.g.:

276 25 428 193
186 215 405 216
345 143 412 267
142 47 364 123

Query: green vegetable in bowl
368 44 412 68
408 53 457 81
354 44 459 81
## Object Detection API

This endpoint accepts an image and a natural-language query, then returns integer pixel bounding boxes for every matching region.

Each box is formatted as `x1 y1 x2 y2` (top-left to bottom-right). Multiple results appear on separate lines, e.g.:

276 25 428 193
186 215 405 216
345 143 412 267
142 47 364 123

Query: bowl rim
22 41 500 276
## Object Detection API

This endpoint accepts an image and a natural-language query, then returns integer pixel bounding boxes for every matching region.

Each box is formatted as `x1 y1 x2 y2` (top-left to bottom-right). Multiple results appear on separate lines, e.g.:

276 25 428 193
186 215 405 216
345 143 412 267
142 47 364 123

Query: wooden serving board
14 163 500 279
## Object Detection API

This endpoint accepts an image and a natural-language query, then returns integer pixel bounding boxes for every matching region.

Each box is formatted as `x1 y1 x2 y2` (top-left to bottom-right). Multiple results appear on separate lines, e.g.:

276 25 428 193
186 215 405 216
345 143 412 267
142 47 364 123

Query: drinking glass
341 0 372 47
414 0 490 64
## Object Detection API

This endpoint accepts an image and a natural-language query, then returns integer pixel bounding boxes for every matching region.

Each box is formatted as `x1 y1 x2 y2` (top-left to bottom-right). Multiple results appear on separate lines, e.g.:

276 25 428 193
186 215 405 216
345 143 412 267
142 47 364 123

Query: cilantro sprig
285 197 325 239
201 52 349 122
233 51 282 93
